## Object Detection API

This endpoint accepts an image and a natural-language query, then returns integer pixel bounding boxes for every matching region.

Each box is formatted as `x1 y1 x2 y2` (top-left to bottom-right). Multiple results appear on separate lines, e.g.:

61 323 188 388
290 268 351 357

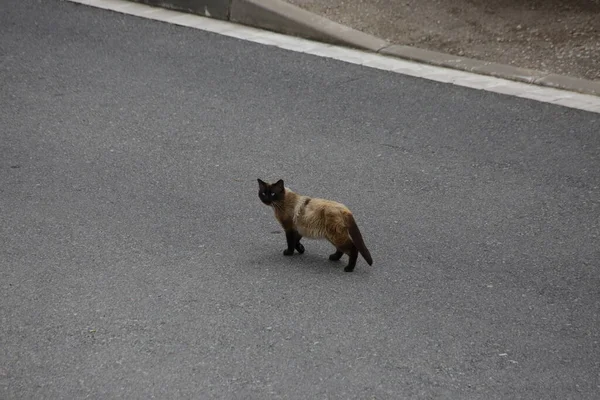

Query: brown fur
258 179 372 272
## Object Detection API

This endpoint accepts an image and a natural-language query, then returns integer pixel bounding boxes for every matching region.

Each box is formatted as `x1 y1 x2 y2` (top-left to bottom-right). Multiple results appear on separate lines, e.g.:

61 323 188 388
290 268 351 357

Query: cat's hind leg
328 250 344 261
328 234 358 272
344 245 359 272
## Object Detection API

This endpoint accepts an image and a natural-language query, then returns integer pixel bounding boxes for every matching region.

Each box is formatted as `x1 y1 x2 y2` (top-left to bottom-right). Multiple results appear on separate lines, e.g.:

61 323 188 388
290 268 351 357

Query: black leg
329 250 343 261
295 234 305 254
344 246 359 272
283 229 296 255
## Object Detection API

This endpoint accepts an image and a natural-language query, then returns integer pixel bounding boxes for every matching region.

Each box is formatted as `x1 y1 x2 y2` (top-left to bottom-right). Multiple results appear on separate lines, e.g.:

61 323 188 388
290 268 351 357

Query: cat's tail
346 214 373 266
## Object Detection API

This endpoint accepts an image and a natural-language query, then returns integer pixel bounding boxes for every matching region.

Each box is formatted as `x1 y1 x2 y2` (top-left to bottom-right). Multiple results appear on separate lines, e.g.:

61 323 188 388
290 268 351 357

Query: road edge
121 0 598 97
378 45 599 97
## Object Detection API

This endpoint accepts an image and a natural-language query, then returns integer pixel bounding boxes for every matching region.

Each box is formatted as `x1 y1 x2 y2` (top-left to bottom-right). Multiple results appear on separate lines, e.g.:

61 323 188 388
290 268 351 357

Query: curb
130 0 230 19
229 0 388 51
126 0 599 97
378 45 600 97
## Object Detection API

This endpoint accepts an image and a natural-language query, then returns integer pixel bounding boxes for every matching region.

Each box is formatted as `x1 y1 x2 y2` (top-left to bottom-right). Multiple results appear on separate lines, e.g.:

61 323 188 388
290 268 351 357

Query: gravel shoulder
288 0 600 81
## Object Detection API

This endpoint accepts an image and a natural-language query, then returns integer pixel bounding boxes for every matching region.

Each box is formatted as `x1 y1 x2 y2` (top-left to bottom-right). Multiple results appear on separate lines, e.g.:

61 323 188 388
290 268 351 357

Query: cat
257 179 373 272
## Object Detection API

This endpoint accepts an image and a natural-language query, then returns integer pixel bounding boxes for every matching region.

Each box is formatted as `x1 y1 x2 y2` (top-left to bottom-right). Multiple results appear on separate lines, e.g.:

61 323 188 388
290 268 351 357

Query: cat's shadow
247 249 369 275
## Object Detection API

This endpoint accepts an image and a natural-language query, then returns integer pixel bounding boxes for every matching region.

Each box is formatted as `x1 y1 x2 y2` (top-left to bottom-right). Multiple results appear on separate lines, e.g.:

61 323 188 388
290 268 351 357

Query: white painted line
67 0 600 114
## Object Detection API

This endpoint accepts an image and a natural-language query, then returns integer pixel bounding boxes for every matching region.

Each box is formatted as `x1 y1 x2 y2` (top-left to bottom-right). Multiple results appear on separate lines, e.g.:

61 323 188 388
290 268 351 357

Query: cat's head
257 179 285 206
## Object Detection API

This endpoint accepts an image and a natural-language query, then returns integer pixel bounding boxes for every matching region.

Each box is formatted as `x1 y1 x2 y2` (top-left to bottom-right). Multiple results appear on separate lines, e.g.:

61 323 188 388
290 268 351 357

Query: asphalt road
1 0 599 398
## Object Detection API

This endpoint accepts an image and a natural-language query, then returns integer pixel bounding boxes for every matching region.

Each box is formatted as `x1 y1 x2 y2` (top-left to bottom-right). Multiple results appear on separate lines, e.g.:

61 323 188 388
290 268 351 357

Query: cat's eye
270 193 275 197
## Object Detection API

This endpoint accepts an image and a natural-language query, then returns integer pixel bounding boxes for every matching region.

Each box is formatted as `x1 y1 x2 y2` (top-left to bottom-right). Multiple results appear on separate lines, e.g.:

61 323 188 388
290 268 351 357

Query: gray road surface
1 0 599 398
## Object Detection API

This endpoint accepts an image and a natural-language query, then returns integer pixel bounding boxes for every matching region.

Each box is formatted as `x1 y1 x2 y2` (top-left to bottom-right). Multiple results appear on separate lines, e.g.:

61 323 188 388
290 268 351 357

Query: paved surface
1 0 599 398
68 0 600 113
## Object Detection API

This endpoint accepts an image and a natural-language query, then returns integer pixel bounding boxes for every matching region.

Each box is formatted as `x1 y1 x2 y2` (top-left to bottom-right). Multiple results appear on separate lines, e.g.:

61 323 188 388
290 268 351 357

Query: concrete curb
378 45 600 97
130 0 230 20
230 0 388 50
124 0 599 97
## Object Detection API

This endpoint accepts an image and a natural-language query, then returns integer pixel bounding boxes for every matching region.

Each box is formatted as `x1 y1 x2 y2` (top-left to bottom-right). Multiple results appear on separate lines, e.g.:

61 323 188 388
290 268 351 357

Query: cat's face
257 179 285 206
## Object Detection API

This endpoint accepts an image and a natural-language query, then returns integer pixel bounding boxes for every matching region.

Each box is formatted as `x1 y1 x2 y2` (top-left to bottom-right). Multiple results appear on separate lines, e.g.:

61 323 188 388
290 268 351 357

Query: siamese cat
257 179 372 272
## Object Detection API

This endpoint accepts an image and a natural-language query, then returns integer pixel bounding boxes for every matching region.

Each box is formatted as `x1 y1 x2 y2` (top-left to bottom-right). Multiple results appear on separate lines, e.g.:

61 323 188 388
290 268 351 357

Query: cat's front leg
295 234 305 254
283 230 304 255
283 229 296 256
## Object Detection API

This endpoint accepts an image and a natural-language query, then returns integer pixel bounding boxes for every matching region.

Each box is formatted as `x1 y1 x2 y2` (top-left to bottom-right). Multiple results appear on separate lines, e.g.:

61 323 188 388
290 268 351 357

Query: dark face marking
257 179 285 206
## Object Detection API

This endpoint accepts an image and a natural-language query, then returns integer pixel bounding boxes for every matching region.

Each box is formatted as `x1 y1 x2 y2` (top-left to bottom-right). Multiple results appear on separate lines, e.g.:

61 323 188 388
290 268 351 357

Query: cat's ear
273 179 284 191
257 179 267 189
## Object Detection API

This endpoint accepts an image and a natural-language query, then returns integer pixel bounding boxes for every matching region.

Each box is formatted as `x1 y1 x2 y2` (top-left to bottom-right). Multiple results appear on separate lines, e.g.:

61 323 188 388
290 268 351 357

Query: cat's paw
295 243 305 254
283 249 294 256
329 251 343 261
344 265 355 272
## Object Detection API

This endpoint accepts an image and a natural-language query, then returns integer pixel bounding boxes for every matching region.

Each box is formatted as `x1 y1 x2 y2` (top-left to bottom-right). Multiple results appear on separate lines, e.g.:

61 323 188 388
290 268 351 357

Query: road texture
1 0 599 398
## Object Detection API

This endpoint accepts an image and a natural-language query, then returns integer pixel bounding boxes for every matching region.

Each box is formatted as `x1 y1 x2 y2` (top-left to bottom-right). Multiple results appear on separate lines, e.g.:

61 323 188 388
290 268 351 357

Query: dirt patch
288 0 600 81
